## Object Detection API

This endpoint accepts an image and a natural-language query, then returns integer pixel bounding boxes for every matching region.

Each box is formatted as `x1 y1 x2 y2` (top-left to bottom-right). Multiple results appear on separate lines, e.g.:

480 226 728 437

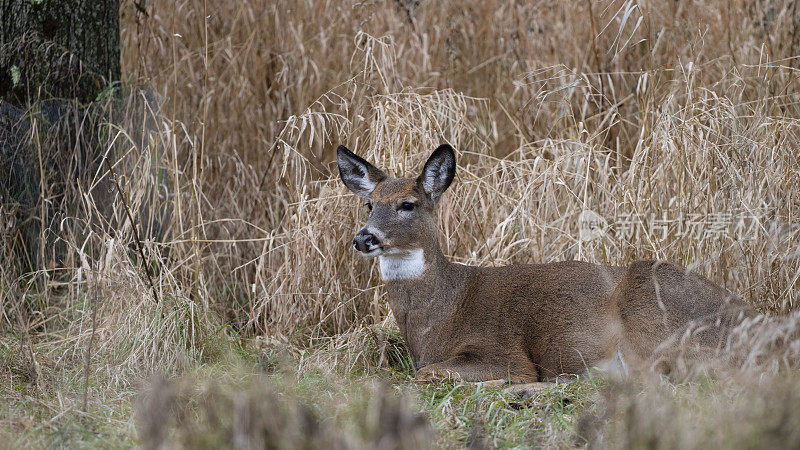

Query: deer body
387 256 627 381
337 144 754 383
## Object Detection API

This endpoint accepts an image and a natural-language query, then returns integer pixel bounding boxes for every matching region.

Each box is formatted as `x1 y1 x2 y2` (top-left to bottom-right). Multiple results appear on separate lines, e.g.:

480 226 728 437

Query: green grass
5 317 800 449
1 352 137 448
416 378 595 448
1 327 602 448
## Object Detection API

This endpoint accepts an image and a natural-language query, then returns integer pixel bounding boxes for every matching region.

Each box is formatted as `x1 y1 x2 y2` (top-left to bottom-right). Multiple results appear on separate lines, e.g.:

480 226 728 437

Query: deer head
337 144 456 279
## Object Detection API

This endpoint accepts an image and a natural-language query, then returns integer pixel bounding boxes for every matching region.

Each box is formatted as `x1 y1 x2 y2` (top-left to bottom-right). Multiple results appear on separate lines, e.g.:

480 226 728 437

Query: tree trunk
0 0 121 272
0 0 120 104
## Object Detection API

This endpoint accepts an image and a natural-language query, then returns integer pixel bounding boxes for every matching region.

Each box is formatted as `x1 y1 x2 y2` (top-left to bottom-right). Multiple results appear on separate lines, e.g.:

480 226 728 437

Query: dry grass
136 367 433 449
117 0 800 339
2 0 800 447
578 371 800 448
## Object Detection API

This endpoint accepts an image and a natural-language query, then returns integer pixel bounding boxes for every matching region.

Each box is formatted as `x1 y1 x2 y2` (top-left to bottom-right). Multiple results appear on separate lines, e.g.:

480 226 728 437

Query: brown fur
397 257 754 382
371 179 420 203
338 145 756 383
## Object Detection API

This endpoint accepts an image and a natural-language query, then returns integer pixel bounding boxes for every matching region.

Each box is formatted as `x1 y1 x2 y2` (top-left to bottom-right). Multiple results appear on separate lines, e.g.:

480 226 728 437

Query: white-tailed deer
337 144 755 385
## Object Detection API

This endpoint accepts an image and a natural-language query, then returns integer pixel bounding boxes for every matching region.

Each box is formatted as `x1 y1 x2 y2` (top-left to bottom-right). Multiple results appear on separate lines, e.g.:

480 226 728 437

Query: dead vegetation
136 371 433 449
2 0 800 447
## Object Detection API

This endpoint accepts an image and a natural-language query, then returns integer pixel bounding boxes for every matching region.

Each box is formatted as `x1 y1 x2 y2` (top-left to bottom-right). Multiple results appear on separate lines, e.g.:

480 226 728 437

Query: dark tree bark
0 0 121 272
0 0 120 104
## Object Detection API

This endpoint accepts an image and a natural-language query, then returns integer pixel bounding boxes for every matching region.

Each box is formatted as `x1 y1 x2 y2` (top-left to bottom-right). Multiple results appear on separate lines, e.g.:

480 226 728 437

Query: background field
3 0 800 447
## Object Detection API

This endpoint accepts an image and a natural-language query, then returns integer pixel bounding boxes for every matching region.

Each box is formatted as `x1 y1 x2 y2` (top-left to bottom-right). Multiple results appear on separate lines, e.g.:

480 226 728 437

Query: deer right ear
337 145 387 198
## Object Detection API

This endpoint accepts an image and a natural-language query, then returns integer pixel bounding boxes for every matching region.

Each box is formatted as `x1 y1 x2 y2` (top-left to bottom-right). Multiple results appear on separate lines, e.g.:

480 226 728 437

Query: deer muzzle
353 228 381 254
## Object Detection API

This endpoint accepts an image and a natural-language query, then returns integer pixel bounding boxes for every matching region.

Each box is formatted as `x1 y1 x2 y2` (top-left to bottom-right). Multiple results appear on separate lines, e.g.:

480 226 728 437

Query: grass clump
136 366 433 449
578 373 800 449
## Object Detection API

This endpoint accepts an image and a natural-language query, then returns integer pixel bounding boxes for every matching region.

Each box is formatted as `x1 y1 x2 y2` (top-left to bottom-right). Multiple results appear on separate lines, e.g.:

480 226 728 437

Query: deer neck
379 242 467 367
380 242 460 318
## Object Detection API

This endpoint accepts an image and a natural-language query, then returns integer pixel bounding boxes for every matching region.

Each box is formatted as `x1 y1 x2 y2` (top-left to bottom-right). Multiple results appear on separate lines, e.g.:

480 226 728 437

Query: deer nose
353 229 380 252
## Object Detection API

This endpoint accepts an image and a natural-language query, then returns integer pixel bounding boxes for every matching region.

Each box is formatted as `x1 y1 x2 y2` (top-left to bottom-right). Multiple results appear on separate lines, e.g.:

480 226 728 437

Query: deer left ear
418 144 456 203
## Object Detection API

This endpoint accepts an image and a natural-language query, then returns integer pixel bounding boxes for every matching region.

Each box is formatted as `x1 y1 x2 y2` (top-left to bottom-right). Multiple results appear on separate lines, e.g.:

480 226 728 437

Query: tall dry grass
117 0 800 341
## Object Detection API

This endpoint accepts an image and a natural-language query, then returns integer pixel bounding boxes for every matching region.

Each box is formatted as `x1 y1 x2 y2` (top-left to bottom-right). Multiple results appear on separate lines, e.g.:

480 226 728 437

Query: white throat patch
379 249 425 280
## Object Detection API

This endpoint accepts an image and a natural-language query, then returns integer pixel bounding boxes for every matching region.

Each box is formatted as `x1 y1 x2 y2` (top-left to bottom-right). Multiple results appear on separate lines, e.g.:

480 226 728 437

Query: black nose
353 229 380 252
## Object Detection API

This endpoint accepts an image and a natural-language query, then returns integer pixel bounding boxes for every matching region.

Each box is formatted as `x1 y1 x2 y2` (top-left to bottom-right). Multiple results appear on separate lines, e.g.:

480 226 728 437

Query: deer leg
503 374 580 398
542 374 580 383
502 382 555 398
415 361 568 400
414 359 534 384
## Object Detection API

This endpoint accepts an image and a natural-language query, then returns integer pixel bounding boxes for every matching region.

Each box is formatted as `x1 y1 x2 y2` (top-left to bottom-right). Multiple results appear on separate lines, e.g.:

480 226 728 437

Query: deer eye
399 202 416 212
365 202 373 212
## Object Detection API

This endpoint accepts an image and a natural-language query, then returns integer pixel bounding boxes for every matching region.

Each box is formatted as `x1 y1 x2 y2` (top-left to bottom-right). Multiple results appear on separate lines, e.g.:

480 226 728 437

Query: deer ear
337 145 387 198
419 144 456 203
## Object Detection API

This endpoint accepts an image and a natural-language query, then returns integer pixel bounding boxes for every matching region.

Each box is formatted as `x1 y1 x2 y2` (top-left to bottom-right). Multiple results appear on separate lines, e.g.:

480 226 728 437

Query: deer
337 143 756 390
